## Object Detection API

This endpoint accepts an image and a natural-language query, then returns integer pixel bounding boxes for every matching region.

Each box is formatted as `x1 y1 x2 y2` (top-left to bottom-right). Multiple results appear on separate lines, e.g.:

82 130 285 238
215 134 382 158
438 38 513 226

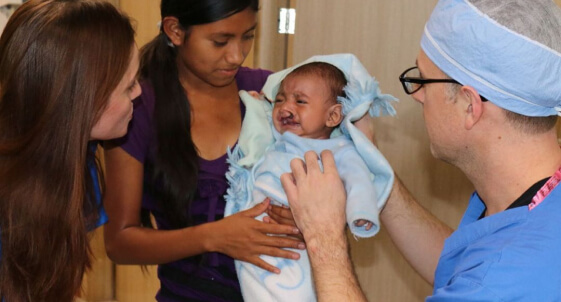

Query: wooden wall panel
118 0 255 66
119 0 159 48
115 266 159 302
82 148 115 300
255 0 290 72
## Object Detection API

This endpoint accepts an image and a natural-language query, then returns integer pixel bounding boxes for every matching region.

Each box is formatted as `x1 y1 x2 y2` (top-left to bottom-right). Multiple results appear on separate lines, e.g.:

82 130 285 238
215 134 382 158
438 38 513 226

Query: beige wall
119 0 159 48
255 0 292 71
118 0 255 67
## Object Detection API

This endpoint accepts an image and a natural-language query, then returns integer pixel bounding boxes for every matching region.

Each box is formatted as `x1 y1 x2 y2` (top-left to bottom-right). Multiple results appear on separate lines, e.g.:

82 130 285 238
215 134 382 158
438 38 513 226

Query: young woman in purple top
103 1 304 301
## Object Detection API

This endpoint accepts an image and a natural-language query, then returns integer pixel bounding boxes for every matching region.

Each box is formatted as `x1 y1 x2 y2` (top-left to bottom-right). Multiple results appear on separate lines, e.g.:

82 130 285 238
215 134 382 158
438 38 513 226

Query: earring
163 33 175 48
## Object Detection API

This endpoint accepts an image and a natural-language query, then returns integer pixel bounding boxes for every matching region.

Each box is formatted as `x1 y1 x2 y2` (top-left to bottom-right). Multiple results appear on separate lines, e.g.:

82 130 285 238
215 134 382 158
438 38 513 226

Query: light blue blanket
225 53 397 302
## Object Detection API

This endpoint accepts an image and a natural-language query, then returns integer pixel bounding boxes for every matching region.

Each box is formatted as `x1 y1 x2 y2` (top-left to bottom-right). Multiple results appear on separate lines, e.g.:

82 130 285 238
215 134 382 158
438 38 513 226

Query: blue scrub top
89 142 108 228
429 186 561 301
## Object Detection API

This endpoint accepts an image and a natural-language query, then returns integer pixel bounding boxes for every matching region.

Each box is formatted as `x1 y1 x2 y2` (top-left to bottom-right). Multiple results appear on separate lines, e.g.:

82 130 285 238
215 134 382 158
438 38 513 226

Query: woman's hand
209 200 305 274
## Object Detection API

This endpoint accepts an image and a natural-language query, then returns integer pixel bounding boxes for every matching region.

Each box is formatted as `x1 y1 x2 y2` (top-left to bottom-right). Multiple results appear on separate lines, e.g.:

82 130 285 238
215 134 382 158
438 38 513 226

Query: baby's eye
296 99 307 104
274 98 284 103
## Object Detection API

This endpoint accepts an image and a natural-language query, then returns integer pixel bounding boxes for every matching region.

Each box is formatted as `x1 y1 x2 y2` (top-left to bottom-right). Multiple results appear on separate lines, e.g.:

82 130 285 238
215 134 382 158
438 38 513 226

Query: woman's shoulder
236 66 273 91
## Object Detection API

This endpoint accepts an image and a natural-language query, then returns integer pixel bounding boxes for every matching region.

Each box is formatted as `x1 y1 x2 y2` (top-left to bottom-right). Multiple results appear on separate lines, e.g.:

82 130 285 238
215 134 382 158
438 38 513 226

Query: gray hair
468 0 561 53
445 0 561 134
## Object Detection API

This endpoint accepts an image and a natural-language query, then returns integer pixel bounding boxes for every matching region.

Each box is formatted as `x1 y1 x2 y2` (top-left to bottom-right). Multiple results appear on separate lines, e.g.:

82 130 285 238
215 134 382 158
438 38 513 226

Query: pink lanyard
529 167 561 211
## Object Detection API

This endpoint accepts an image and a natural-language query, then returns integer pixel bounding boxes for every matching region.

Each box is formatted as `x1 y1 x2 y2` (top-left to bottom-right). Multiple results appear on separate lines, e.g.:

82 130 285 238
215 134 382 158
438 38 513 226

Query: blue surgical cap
421 0 561 117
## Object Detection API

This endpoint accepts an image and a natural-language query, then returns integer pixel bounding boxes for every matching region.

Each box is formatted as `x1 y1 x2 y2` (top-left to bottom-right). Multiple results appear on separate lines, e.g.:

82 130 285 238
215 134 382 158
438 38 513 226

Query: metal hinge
278 8 296 34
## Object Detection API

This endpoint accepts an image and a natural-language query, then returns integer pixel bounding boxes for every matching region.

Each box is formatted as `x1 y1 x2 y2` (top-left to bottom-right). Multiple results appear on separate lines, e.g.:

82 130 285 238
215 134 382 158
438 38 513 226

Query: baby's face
273 74 335 139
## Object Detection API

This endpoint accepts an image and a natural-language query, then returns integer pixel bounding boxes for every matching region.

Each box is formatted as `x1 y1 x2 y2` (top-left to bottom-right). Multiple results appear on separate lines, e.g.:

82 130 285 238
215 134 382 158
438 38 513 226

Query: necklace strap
529 166 561 211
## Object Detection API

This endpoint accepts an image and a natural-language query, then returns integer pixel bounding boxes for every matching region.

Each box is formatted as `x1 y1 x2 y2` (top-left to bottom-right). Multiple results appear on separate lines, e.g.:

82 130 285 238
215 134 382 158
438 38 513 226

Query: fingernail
274 268 280 274
293 228 300 234
292 253 300 260
298 243 306 249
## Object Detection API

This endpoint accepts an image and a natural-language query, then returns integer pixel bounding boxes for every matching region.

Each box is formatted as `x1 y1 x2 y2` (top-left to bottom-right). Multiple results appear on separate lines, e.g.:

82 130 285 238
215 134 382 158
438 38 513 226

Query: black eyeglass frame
399 66 461 95
398 66 488 102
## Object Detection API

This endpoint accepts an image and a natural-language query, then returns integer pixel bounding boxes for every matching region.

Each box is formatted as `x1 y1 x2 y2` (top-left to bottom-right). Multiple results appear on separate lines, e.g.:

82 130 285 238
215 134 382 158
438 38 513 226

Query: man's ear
326 104 343 128
462 86 484 130
162 16 186 46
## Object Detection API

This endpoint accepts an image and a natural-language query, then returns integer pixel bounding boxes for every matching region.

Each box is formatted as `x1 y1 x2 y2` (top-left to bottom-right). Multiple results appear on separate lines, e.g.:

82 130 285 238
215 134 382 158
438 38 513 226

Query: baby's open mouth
280 116 297 125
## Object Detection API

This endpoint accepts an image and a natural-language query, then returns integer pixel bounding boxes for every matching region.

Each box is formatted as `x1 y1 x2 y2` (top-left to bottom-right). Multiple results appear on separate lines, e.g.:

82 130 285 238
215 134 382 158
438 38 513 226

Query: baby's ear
326 104 343 128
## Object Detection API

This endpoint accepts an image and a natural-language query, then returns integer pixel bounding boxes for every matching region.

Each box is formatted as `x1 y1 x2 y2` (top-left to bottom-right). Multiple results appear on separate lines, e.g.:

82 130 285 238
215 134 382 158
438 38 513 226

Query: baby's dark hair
287 62 347 103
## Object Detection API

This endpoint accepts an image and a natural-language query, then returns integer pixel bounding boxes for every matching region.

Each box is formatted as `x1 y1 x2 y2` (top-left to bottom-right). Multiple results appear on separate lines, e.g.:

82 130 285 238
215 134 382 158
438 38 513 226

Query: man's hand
280 150 367 301
280 150 347 244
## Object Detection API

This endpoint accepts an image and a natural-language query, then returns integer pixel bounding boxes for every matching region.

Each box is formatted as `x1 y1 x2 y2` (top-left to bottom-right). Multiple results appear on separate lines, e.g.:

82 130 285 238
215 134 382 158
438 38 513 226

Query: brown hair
286 61 348 103
503 110 558 134
446 84 558 134
0 0 134 300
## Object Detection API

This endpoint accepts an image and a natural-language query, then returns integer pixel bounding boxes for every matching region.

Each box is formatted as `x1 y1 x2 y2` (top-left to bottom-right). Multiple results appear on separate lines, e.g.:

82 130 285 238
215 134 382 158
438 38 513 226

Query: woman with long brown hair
0 0 141 300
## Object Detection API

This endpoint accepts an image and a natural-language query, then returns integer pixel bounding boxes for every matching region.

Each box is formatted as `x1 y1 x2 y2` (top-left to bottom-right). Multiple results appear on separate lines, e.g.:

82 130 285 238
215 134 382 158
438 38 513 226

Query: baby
267 61 373 230
226 54 396 302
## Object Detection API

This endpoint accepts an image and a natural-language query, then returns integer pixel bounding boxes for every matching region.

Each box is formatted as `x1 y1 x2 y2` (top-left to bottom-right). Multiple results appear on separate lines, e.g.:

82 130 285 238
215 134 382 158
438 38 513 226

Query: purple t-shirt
116 67 272 302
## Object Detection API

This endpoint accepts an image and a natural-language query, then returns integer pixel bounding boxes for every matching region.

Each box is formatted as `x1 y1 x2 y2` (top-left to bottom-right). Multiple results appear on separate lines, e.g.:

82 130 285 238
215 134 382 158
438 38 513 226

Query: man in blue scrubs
280 0 561 301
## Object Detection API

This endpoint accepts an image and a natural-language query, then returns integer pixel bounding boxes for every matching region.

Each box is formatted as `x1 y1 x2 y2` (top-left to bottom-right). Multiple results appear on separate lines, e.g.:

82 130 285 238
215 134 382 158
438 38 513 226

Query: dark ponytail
140 0 259 229
139 33 198 228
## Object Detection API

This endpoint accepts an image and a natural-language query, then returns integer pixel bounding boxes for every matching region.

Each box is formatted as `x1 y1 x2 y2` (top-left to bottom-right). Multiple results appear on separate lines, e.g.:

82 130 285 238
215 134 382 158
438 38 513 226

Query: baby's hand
247 90 269 101
354 219 373 231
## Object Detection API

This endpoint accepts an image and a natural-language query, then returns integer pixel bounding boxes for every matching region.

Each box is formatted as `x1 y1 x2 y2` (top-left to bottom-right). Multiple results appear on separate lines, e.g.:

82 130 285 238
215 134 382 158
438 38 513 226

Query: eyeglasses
399 66 488 102
399 66 461 95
